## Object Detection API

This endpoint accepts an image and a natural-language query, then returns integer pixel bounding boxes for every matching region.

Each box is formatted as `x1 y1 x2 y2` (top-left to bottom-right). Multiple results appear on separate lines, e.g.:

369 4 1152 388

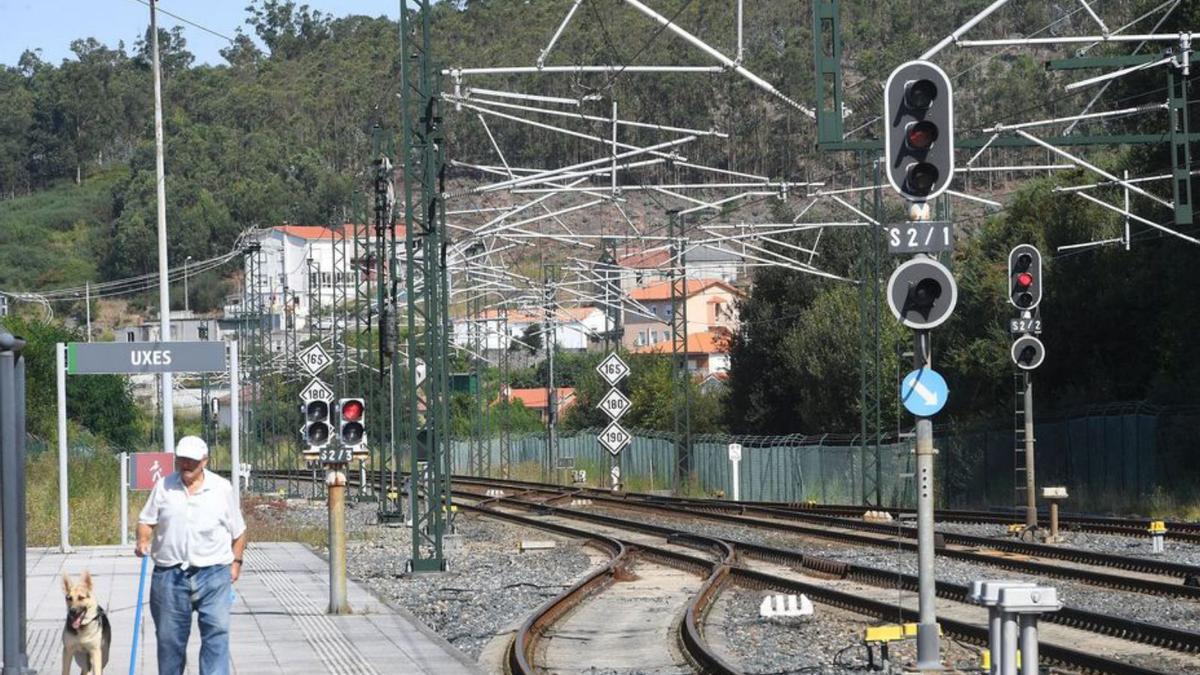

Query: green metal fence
451 403 1200 511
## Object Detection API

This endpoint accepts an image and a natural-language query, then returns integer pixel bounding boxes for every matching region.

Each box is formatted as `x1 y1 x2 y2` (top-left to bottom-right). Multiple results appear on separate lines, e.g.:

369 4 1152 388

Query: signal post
883 60 957 670
1008 245 1046 530
299 343 369 614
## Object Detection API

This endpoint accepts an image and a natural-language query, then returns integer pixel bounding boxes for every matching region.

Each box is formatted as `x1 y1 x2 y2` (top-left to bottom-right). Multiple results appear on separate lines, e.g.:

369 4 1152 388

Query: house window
637 330 647 346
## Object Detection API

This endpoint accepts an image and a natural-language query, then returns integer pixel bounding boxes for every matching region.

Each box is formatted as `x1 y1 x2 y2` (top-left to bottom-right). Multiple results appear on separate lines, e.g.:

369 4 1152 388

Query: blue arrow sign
901 367 949 417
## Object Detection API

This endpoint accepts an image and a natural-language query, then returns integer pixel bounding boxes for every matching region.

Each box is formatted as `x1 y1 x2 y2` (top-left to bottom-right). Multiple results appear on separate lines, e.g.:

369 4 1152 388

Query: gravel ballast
713 586 981 674
935 521 1200 566
252 493 596 661
593 504 1200 635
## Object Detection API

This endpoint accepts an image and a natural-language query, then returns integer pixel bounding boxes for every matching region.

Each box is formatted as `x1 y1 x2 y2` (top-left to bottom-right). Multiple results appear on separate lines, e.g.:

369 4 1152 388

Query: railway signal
1011 335 1046 370
885 61 954 202
304 398 331 452
339 397 366 452
886 257 958 330
1008 244 1043 310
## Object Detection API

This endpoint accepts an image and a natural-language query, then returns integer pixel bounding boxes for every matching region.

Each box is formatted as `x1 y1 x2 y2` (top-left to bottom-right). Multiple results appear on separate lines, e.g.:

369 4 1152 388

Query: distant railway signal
1011 335 1046 370
885 61 955 201
1008 244 1043 310
886 257 958 330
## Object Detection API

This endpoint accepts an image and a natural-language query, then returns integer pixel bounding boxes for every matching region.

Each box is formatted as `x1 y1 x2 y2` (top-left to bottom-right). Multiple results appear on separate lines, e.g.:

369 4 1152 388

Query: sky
0 0 400 67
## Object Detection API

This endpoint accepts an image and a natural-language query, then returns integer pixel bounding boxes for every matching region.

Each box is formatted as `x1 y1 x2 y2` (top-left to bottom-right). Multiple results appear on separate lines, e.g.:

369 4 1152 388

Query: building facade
622 278 742 350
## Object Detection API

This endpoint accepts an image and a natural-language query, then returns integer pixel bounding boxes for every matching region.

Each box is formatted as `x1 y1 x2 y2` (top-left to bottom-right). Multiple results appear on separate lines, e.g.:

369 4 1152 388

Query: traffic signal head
885 61 954 201
1008 244 1043 310
886 257 959 330
339 398 365 450
304 399 330 449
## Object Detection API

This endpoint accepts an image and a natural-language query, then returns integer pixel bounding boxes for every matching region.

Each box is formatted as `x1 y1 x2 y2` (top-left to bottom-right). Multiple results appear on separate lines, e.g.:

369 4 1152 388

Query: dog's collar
73 608 104 628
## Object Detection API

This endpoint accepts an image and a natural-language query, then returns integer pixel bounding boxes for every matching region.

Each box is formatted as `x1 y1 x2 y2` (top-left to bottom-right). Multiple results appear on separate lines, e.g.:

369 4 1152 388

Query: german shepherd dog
61 571 111 675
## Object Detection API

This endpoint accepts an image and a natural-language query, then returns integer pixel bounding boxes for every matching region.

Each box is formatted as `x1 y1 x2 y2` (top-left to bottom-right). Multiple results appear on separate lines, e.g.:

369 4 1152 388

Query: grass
27 450 140 547
26 449 330 549
0 168 126 292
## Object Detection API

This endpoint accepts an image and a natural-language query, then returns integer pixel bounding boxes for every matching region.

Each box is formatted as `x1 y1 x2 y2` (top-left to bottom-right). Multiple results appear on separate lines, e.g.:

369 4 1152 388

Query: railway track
489 502 736 675
645 495 1200 545
255 469 1200 674
450 475 1200 598
454 484 1196 675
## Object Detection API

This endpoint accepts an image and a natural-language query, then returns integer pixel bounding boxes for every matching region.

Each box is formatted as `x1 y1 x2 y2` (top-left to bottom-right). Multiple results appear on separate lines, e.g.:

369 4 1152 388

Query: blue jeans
149 564 232 675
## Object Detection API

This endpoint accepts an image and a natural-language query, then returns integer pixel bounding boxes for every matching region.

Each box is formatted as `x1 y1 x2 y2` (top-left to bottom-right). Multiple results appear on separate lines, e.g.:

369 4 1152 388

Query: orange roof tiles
273 224 407 240
618 249 670 268
628 278 742 302
631 329 731 355
506 387 576 410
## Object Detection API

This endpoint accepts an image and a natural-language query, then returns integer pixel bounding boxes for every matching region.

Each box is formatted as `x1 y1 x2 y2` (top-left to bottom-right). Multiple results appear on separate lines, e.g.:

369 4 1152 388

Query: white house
231 224 406 330
614 244 744 294
451 306 607 352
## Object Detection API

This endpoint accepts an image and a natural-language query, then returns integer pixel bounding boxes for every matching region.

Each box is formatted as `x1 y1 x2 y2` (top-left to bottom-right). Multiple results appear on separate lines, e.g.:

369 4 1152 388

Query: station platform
25 542 481 675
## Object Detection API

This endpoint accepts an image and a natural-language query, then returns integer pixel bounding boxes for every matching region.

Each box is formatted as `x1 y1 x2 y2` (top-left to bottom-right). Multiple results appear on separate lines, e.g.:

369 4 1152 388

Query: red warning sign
132 452 174 490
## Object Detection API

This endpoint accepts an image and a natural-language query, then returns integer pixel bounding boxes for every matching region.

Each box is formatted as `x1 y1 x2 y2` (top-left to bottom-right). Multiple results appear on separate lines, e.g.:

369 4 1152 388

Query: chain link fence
451 403 1200 512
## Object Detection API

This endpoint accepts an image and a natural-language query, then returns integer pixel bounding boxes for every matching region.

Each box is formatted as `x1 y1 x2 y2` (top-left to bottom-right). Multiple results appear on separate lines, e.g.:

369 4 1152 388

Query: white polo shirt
138 469 246 569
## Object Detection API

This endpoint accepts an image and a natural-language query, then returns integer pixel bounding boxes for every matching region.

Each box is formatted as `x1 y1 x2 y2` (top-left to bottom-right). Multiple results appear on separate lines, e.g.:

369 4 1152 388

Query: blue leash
129 555 150 675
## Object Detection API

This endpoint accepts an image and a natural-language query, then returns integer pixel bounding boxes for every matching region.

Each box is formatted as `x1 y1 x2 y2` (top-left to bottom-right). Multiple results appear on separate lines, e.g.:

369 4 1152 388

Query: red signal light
341 399 364 422
906 121 938 151
1016 272 1034 288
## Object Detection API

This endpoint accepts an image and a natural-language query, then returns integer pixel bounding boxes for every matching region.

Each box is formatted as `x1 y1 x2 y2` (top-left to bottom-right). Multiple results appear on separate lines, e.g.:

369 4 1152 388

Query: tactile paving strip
245 549 379 675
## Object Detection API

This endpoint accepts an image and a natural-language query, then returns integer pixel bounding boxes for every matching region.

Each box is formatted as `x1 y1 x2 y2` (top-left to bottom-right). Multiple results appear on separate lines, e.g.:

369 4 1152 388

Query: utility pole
184 256 192 313
149 0 174 453
84 282 92 342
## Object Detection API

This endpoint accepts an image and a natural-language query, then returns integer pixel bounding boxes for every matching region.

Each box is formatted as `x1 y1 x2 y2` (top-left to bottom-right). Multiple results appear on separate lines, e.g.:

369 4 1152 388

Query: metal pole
230 341 241 504
988 607 1002 675
120 452 128 546
184 257 191 313
149 0 174 454
85 281 92 342
1001 612 1019 675
914 330 941 669
731 457 740 502
1024 373 1036 528
327 466 349 614
56 343 71 553
12 339 28 669
1018 615 1038 675
1 335 30 675
1050 501 1059 541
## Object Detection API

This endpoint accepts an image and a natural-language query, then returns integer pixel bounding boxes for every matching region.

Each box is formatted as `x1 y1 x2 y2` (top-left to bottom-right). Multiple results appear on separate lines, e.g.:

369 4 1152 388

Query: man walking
135 436 247 675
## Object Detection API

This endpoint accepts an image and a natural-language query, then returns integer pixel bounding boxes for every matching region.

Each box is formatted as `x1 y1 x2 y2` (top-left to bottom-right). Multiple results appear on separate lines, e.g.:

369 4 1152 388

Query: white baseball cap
175 436 209 460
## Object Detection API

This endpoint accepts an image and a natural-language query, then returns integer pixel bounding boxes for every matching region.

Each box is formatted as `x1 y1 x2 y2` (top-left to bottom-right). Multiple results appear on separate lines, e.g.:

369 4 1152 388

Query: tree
1 316 142 447
516 324 542 355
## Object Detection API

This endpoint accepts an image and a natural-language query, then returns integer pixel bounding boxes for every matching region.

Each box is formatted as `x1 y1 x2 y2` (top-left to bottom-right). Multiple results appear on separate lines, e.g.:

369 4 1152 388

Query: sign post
728 443 742 502
120 452 128 547
595 353 631 491
57 341 233 552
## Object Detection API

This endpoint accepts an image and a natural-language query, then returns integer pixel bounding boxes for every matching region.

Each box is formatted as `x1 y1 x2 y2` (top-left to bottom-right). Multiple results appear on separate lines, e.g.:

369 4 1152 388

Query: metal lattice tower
669 211 692 492
541 266 558 483
857 156 885 507
373 145 398 507
400 0 451 572
469 293 486 477
498 309 512 479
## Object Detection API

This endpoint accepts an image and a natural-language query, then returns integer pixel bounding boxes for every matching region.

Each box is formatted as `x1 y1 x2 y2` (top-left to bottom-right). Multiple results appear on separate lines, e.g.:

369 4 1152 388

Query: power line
126 0 237 44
